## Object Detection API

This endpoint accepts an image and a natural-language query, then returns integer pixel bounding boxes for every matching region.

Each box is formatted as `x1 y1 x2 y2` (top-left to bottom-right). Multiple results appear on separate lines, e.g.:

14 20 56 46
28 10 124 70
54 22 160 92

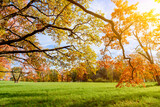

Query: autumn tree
116 54 157 87
1 0 160 86
68 62 95 82
98 55 124 82
0 0 103 75
11 67 22 83
97 55 113 81
0 56 11 80
100 0 160 86
69 48 97 82
66 0 152 86
130 11 160 85
99 0 139 86
48 69 59 82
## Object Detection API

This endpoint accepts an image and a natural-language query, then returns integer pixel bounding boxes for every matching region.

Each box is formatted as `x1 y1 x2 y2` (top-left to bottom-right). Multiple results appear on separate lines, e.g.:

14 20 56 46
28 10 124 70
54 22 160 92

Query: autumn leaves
0 0 160 87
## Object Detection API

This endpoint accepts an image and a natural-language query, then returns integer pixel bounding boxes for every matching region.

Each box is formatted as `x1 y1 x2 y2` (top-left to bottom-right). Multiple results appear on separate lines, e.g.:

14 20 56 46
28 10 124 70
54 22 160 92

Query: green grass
0 81 160 107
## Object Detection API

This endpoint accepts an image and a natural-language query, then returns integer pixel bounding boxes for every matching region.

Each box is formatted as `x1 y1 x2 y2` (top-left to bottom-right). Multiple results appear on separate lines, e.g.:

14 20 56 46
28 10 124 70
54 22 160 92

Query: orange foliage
116 54 157 87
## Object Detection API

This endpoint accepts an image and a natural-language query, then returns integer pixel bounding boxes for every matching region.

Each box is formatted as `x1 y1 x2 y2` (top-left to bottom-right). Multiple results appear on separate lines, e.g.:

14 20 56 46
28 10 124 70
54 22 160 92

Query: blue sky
37 0 160 59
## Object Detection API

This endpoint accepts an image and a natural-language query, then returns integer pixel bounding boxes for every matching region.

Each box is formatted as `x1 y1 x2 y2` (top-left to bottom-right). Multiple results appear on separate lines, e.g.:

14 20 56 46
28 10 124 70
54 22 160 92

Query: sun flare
138 0 160 14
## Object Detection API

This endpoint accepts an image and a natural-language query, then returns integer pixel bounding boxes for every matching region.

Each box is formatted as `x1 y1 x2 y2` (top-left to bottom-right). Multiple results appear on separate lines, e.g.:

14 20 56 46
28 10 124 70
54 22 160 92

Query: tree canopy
0 0 102 72
1 0 160 87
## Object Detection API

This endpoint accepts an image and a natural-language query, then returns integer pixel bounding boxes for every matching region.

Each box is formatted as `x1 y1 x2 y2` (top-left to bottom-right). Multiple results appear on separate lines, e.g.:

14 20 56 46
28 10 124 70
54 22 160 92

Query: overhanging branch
67 0 120 38
1 24 73 45
0 45 72 54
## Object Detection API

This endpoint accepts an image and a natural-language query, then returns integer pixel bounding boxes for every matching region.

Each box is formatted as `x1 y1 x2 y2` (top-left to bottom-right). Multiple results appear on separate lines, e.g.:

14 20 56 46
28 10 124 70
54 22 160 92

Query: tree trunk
14 80 18 83
156 75 160 85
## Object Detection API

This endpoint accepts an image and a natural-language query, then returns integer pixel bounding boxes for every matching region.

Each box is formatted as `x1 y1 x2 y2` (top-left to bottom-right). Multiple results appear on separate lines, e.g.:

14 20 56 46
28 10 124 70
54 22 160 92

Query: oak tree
0 0 102 74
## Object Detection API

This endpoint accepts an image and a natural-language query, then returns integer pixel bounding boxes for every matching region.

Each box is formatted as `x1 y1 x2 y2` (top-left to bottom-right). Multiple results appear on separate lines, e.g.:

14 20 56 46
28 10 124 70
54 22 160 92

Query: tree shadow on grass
0 92 51 106
1 99 52 107
69 90 160 107
0 92 46 98
1 89 160 107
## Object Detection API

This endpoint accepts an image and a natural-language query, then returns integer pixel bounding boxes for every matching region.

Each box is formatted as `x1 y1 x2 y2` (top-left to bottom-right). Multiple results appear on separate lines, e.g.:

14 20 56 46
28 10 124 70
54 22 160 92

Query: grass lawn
0 81 160 107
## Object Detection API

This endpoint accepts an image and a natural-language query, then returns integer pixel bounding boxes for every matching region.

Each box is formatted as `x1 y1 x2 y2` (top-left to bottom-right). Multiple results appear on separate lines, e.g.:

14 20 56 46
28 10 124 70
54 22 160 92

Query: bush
95 78 107 82
87 79 93 82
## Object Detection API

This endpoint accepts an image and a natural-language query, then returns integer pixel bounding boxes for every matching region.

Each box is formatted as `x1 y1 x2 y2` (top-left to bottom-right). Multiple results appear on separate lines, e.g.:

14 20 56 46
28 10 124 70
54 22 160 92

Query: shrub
95 78 107 82
87 79 93 82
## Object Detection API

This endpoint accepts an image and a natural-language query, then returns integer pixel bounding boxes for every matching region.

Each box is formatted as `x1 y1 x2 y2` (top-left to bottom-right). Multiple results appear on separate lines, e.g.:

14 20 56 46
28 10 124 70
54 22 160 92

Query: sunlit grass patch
0 81 160 106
